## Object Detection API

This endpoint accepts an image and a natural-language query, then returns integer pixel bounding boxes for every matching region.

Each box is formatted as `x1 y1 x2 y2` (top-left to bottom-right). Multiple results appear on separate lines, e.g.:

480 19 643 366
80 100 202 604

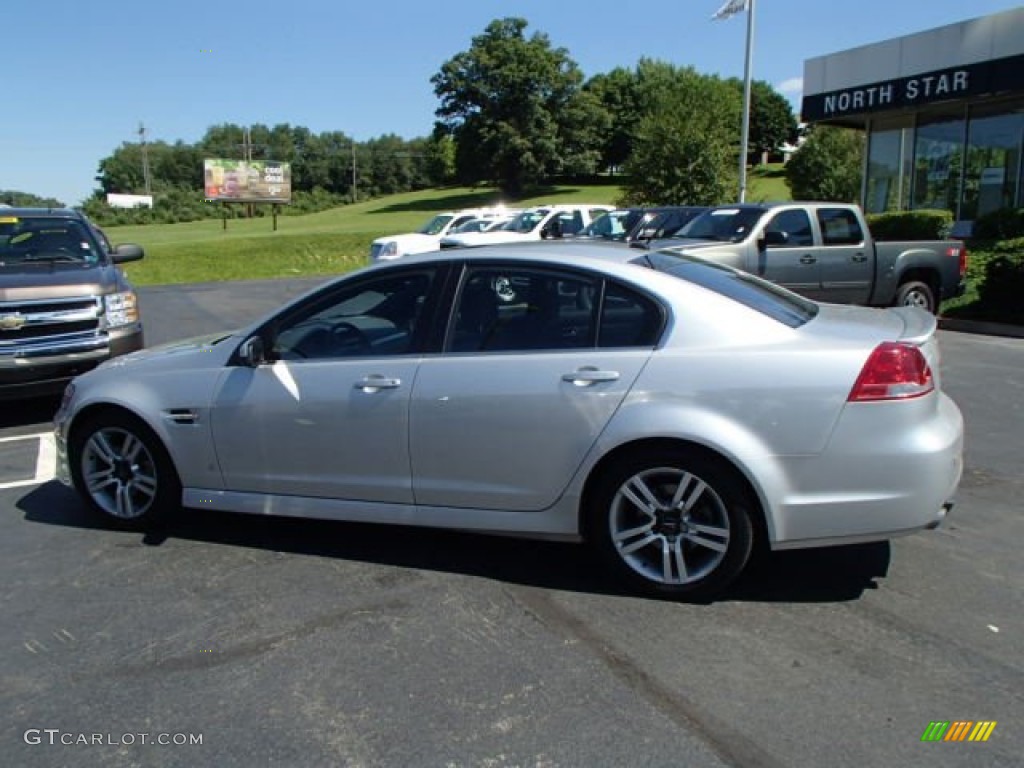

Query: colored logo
921 721 997 742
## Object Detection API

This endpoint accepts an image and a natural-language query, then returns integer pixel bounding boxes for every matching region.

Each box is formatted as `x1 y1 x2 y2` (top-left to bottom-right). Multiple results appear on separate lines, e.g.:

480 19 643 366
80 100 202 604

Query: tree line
76 16 860 226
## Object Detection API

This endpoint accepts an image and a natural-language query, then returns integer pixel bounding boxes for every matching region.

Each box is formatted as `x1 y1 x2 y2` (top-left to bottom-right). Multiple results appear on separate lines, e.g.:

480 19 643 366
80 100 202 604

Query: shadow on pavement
19 481 889 605
0 395 61 430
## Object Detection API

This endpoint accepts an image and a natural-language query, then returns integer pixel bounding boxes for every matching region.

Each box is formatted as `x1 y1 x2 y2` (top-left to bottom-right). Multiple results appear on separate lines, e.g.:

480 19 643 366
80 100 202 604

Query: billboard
107 193 153 209
204 159 291 203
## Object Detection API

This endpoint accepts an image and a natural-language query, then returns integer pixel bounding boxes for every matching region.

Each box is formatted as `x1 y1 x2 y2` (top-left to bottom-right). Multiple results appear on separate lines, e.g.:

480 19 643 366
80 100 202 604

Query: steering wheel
332 321 371 353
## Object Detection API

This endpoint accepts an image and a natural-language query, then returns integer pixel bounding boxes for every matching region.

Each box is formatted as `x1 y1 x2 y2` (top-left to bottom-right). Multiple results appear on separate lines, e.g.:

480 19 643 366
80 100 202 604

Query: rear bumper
768 392 963 549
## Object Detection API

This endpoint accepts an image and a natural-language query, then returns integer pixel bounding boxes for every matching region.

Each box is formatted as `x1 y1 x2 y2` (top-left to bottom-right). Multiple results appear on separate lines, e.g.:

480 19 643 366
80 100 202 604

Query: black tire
895 280 936 314
69 410 181 529
587 448 755 599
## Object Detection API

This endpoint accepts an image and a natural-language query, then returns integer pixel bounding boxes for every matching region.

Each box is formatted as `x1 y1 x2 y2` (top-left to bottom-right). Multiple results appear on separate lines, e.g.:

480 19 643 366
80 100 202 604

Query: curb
937 316 1024 339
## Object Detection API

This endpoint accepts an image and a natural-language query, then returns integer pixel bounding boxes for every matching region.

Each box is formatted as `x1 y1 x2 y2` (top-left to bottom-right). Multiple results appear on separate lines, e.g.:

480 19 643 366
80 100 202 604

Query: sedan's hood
371 232 439 248
648 238 725 253
101 331 239 372
443 231 534 247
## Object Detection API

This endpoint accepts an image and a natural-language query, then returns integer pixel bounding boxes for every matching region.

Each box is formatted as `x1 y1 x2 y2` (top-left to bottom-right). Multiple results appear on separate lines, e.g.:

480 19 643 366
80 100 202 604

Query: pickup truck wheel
895 281 936 314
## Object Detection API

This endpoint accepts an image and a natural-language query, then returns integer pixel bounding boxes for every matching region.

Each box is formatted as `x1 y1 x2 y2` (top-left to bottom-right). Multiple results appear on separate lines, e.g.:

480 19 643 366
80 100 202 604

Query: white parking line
0 432 57 490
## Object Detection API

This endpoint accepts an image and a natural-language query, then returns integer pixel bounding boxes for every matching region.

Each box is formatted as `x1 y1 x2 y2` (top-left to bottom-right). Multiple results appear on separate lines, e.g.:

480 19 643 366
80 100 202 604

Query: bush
972 207 1024 240
977 240 1024 324
867 209 953 240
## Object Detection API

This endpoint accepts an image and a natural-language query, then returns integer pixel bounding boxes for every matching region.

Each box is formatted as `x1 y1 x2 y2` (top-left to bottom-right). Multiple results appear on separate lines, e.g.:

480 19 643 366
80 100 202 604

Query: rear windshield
636 251 819 328
0 216 102 266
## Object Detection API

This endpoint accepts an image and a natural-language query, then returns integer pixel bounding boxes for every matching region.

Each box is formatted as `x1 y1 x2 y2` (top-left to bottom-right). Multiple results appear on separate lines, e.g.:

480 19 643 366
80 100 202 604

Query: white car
440 205 615 248
369 208 511 262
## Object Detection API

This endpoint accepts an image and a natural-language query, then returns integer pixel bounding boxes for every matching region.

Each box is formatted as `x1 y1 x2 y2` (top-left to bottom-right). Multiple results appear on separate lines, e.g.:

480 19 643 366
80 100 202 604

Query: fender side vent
163 408 199 425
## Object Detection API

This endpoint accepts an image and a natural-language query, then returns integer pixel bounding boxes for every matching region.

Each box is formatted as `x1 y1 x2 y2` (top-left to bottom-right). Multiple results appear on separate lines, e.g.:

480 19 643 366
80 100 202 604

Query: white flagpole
738 0 756 202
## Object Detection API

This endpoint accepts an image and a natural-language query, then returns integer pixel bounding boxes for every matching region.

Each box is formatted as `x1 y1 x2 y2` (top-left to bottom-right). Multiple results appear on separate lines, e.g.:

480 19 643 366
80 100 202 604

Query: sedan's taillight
848 342 934 402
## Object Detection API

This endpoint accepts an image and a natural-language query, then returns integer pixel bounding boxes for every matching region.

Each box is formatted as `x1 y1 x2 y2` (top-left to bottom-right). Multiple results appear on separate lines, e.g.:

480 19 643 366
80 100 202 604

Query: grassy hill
108 170 790 286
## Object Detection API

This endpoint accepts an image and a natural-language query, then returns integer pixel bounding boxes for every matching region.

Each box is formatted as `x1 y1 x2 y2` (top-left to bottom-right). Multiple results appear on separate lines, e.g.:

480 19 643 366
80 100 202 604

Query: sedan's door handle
851 252 867 263
799 254 817 264
561 368 620 386
354 375 401 392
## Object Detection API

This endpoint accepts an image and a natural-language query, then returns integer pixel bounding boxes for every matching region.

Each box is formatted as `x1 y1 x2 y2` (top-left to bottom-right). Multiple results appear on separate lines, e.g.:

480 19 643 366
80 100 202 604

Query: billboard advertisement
204 159 291 203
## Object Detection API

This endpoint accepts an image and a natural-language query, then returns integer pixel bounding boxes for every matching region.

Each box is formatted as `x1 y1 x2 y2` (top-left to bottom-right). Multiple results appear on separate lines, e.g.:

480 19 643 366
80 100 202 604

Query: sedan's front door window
273 270 434 360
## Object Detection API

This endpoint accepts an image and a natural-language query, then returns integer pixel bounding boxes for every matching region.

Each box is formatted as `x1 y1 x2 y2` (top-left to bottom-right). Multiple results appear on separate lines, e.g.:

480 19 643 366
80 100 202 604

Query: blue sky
3 0 1020 206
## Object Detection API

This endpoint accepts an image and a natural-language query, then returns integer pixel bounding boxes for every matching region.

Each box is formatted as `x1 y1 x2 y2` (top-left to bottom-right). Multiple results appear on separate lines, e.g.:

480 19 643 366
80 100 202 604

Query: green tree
432 17 604 196
0 189 65 208
583 66 639 172
785 126 865 201
729 79 799 162
621 69 741 205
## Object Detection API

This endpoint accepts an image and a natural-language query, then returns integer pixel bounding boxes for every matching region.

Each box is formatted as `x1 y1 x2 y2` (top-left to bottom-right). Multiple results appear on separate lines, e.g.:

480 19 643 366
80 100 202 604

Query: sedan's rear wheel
589 449 754 599
70 411 180 529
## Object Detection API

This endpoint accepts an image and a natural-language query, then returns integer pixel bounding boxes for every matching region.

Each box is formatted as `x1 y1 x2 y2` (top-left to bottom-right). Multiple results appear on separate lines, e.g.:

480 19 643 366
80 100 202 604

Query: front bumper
0 325 143 400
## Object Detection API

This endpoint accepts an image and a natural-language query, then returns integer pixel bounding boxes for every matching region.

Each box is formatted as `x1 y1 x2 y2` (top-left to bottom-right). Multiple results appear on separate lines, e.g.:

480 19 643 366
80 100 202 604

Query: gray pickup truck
646 202 966 313
0 207 145 399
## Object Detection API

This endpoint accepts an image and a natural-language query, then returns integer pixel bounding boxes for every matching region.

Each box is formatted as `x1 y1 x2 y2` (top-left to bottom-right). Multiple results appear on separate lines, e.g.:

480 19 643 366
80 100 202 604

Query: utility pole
138 122 152 195
351 143 357 203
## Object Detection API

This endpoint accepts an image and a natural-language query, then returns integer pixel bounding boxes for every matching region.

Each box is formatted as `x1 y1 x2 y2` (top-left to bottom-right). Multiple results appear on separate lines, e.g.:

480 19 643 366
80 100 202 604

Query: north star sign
801 54 1024 122
804 69 968 121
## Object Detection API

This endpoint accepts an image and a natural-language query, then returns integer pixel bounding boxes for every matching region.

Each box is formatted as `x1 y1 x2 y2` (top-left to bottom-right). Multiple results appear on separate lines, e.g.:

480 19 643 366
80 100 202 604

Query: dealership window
911 110 966 214
865 117 913 213
960 102 1024 220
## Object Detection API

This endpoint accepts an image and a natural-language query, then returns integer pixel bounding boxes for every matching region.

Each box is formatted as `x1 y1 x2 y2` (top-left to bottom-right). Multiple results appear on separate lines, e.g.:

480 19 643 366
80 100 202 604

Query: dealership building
801 7 1024 230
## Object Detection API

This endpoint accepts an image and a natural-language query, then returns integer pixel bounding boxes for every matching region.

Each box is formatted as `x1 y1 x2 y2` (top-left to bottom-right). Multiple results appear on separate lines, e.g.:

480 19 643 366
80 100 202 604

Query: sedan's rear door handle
851 252 867 263
354 375 401 392
561 368 620 386
799 254 817 264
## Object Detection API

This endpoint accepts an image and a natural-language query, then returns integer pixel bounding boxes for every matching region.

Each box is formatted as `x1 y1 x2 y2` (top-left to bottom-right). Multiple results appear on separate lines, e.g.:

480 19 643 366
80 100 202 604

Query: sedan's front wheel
70 411 180 529
589 449 754 599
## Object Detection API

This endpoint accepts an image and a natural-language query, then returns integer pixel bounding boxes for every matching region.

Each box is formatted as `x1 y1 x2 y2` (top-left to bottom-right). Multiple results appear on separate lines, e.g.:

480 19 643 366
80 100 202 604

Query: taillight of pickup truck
947 244 968 279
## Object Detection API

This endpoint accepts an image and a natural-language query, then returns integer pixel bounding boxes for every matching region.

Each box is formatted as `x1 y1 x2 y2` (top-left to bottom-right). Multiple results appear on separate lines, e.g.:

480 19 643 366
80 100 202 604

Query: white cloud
776 77 804 95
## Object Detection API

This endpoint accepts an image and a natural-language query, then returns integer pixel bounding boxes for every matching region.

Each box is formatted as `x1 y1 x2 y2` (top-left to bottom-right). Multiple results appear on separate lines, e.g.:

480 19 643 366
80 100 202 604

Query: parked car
578 206 708 244
627 206 708 243
449 215 515 234
645 202 967 313
54 243 962 599
1 208 145 399
575 208 647 241
440 205 614 248
369 207 512 262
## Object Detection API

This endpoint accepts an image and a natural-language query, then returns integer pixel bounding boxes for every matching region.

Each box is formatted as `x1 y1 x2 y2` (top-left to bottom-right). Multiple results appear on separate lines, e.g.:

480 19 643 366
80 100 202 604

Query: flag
712 0 748 20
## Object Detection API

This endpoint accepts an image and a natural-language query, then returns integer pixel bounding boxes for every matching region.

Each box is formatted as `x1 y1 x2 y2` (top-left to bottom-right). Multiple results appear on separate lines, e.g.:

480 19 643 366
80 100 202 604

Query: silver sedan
53 244 963 599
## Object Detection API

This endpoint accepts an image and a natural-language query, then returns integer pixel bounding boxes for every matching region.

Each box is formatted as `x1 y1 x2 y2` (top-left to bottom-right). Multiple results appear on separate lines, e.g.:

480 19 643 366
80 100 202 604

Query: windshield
674 207 766 242
581 210 636 239
0 216 103 266
417 214 455 236
505 210 549 234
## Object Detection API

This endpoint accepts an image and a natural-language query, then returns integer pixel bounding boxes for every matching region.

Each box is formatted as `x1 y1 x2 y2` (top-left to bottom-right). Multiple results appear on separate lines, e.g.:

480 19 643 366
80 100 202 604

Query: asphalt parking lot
1 278 1021 768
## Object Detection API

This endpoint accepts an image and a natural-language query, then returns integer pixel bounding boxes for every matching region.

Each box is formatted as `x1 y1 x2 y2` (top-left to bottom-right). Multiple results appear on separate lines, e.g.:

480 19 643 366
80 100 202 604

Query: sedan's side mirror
238 336 266 367
111 243 144 264
762 231 789 248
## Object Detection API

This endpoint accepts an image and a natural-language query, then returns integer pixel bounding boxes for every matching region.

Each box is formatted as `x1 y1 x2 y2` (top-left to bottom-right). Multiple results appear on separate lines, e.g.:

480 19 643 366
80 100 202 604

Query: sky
3 0 1021 207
